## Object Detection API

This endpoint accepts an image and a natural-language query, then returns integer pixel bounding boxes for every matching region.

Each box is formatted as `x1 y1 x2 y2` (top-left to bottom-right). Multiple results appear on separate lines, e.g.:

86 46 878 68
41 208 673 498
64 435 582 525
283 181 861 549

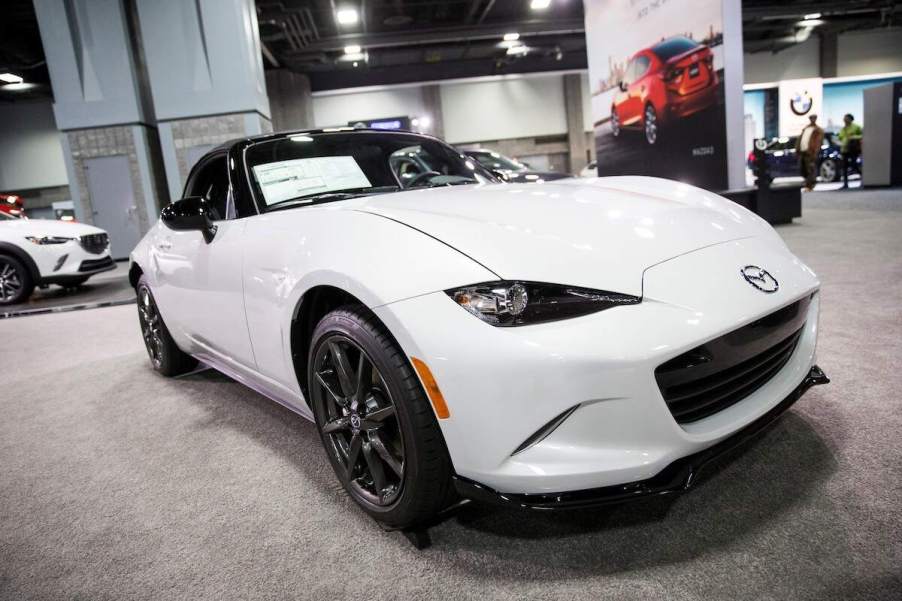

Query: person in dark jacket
796 114 824 191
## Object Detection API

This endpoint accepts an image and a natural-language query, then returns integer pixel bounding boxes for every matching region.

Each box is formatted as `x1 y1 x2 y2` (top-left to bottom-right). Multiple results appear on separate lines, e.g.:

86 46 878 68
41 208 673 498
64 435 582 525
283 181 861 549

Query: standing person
796 114 824 191
837 113 863 189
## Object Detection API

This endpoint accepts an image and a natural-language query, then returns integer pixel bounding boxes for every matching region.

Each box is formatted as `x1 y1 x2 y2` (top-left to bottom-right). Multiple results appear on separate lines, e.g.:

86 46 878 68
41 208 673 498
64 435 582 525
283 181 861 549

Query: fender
0 241 41 281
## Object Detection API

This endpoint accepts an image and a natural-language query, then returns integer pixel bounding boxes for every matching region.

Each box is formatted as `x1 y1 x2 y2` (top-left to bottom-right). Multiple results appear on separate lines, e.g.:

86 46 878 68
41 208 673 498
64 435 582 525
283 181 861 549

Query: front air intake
655 297 810 424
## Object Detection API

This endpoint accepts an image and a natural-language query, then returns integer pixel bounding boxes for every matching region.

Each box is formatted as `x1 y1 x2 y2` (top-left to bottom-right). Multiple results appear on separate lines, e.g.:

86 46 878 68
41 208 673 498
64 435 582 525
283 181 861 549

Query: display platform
721 184 802 224
0 261 135 319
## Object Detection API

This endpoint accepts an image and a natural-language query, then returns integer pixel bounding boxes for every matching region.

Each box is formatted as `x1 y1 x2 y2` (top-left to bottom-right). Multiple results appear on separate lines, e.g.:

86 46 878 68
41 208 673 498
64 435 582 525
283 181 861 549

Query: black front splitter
453 365 829 511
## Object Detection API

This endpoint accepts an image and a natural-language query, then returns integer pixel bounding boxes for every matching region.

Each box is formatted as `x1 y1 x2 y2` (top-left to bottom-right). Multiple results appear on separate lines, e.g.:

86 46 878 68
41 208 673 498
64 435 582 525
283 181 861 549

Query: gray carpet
2 189 901 600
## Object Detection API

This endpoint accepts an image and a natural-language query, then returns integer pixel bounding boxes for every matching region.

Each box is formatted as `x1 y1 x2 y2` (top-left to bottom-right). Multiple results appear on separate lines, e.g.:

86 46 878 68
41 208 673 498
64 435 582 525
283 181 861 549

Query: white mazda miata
130 129 828 528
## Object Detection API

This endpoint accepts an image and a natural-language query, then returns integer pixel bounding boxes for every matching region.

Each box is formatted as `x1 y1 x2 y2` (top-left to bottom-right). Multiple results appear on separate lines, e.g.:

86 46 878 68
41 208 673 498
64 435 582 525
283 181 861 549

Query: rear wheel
136 276 197 376
308 305 454 528
644 104 659 145
0 255 34 305
819 158 839 182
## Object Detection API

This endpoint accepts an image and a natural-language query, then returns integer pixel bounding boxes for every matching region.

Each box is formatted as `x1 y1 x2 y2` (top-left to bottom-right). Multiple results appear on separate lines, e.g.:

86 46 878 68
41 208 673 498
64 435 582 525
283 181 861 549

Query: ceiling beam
285 19 586 54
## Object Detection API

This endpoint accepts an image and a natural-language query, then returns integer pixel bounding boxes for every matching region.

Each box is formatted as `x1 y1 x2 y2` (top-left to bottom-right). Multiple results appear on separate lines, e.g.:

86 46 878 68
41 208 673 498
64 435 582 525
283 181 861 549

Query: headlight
26 236 75 245
446 281 640 326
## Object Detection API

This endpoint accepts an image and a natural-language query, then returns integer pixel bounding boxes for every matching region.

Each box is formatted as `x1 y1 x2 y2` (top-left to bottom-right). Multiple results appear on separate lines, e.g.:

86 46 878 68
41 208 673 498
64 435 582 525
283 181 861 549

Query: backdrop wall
0 101 68 191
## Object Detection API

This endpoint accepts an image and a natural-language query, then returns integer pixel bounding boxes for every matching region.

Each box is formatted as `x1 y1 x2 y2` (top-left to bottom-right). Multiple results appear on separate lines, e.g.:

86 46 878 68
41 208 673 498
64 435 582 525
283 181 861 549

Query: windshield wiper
266 186 400 212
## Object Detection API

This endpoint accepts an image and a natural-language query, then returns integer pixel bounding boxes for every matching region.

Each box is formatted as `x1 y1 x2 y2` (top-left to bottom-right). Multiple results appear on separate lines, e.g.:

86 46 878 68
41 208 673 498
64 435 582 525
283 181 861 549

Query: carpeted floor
2 190 900 600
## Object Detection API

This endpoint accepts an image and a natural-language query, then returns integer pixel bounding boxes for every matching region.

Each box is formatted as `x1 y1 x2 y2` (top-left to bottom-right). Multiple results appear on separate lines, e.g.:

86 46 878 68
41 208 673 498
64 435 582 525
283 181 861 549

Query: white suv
0 212 114 305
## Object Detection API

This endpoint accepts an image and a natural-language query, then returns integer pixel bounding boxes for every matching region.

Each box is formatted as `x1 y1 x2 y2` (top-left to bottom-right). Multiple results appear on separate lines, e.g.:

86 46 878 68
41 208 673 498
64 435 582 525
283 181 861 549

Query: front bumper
454 365 828 509
375 237 822 496
31 239 114 285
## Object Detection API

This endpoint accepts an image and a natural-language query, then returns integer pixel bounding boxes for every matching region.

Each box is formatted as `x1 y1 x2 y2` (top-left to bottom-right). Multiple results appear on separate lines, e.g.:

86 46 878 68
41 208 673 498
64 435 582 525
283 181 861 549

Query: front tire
136 275 197 376
0 255 35 305
308 305 454 528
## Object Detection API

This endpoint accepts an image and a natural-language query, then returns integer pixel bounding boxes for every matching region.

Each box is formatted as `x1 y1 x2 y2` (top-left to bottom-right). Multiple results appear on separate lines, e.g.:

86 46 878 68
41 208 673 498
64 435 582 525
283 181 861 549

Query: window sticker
252 156 372 205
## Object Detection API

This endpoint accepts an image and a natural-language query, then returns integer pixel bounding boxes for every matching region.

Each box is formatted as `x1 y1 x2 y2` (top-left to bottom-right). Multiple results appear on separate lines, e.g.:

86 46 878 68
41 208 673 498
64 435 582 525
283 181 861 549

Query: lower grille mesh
655 297 810 424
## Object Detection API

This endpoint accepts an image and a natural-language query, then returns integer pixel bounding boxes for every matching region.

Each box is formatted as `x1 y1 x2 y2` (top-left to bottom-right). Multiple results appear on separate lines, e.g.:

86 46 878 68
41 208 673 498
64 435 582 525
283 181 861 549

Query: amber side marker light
411 357 451 419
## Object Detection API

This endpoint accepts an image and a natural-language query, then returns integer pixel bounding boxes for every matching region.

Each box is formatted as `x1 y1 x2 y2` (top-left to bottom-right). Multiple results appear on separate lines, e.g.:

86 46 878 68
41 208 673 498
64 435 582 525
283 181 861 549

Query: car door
628 54 652 121
150 152 256 369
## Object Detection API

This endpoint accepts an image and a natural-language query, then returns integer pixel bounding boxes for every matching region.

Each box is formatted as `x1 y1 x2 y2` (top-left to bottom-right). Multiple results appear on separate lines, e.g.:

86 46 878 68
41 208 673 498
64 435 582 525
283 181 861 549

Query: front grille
78 256 115 272
655 297 810 424
79 233 109 254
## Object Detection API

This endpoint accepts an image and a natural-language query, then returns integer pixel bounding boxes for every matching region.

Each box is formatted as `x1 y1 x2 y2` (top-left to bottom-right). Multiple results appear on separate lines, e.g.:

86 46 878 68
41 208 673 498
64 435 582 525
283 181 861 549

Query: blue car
747 133 861 182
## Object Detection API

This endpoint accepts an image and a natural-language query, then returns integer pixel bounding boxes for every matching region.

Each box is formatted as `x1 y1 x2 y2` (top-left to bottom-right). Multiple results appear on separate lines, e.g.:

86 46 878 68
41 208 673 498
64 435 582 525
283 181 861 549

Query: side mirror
618 81 627 92
161 196 217 243
490 169 510 182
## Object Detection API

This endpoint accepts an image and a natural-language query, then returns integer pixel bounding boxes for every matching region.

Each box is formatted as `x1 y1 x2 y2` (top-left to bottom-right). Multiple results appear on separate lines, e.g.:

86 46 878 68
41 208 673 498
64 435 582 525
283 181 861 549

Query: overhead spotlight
417 115 431 128
0 73 24 84
503 33 520 41
507 45 529 56
336 7 359 25
803 12 822 20
530 0 551 10
798 18 824 27
344 45 361 54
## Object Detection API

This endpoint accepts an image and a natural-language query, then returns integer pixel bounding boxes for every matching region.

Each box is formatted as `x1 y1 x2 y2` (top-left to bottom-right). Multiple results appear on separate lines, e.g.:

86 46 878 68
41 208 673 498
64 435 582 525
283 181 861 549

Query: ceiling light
344 45 361 54
0 73 24 84
498 40 521 49
0 82 36 92
804 12 821 20
417 115 431 128
503 33 520 41
798 18 823 27
530 0 551 10
342 52 365 61
507 45 529 56
336 7 359 25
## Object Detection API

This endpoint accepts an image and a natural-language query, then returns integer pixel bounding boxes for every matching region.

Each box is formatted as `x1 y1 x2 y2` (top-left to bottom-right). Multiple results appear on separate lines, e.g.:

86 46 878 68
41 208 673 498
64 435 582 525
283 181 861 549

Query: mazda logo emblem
741 265 779 293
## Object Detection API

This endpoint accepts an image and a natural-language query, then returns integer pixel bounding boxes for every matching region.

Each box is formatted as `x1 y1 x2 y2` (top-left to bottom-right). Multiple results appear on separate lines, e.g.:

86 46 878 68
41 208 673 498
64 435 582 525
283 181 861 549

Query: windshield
246 132 497 211
468 151 527 172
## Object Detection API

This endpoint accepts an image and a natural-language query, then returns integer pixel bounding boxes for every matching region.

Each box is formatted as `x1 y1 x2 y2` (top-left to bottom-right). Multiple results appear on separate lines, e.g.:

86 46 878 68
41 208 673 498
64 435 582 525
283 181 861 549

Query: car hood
0 219 106 237
353 176 773 297
507 171 571 183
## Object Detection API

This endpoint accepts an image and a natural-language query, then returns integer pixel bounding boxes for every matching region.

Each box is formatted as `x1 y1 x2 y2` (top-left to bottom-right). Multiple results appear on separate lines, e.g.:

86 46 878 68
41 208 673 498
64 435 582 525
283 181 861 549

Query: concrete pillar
564 73 589 174
421 85 445 140
135 0 272 201
819 31 838 79
265 70 315 132
33 0 168 254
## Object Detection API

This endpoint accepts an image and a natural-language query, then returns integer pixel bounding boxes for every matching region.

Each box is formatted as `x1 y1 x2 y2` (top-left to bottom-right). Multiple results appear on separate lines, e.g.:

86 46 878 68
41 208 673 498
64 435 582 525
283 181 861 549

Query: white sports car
129 129 828 528
0 212 114 305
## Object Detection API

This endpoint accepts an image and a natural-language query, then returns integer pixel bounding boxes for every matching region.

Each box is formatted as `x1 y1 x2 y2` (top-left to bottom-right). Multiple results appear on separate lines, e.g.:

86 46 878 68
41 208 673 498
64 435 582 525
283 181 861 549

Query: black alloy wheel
0 255 33 305
137 285 164 370
308 305 454 528
135 276 197 376
312 335 405 507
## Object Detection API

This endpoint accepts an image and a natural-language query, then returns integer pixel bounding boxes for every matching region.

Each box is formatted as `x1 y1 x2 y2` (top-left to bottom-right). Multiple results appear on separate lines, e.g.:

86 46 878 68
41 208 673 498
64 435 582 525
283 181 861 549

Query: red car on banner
611 36 718 145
